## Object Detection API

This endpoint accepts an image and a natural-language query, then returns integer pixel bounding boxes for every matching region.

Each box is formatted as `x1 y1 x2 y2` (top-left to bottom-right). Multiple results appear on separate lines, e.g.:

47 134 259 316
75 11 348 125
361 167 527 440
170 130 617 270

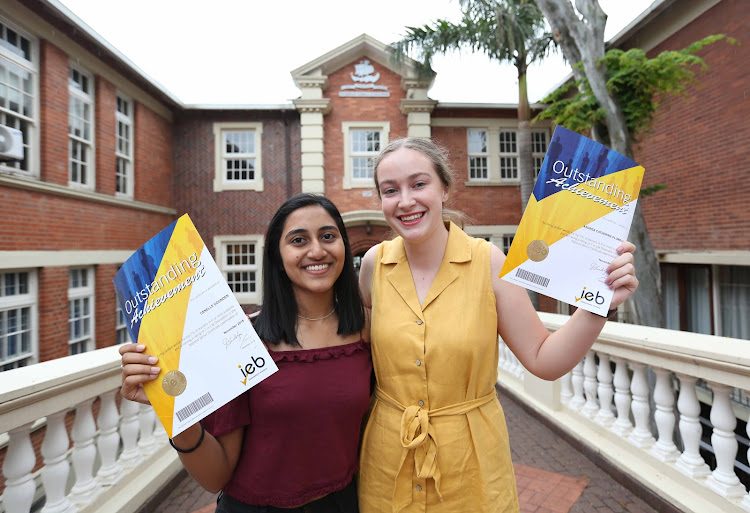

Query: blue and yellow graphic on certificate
114 214 277 437
499 126 644 316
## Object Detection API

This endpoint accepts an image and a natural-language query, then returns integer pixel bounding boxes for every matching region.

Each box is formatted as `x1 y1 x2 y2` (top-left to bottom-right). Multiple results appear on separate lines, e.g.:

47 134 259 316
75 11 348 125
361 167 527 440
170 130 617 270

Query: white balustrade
0 345 179 513
649 367 680 462
137 404 157 453
610 357 633 437
675 374 710 478
743 415 750 512
496 313 750 513
594 353 615 426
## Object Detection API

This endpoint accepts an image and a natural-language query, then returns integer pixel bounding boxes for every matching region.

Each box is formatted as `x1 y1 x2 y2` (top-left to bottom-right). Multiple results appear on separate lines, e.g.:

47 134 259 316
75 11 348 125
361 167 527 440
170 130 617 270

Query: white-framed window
68 267 94 354
115 93 133 197
0 18 38 177
115 303 129 344
342 121 390 189
502 235 515 255
68 64 95 188
213 122 263 192
531 131 548 179
498 130 518 181
467 129 489 181
0 270 37 371
214 235 263 305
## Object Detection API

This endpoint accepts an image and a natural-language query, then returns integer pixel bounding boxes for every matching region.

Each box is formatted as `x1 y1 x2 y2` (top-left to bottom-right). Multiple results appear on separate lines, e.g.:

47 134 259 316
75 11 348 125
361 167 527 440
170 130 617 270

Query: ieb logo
575 286 605 305
238 356 266 386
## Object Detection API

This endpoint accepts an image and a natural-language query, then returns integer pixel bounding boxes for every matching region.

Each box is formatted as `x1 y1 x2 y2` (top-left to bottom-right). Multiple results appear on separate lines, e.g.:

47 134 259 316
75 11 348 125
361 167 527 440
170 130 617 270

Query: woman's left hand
606 241 638 309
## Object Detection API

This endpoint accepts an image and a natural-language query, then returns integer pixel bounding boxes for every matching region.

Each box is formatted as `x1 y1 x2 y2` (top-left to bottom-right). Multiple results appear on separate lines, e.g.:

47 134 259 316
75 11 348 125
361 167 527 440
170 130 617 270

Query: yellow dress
359 222 519 513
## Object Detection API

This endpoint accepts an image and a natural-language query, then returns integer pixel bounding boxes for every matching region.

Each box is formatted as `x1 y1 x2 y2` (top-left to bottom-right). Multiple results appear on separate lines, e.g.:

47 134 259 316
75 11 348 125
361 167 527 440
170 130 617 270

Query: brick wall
39 40 69 185
636 0 750 251
172 110 301 266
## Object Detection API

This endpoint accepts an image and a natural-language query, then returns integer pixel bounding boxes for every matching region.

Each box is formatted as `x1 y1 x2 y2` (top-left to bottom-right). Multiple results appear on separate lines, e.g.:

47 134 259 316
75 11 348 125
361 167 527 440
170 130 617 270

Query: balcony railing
498 313 750 513
1 316 749 513
0 346 181 513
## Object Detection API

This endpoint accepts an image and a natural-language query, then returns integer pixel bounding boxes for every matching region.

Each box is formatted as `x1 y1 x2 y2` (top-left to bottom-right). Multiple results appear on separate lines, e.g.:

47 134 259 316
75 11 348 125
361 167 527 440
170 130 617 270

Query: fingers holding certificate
605 241 639 310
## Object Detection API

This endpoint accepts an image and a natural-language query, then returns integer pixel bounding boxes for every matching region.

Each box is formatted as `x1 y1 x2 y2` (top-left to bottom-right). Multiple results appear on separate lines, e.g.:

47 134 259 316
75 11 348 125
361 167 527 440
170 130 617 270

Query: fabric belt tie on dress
374 387 498 513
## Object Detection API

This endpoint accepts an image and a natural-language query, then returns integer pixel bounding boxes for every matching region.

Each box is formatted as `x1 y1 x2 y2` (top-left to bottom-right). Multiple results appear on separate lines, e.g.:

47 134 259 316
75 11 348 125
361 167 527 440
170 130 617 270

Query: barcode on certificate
176 392 214 422
516 268 550 288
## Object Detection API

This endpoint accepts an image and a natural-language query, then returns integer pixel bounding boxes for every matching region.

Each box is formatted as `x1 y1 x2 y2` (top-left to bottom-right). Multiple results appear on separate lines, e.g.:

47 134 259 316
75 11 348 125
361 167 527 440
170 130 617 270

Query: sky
56 0 656 105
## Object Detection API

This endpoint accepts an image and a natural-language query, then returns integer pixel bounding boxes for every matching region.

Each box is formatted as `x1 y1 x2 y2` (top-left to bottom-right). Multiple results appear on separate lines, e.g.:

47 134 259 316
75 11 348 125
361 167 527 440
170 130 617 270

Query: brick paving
152 388 658 513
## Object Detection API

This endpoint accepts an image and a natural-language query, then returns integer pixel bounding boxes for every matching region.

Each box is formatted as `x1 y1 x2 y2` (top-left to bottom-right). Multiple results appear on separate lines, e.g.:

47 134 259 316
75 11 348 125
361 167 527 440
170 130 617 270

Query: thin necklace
298 306 336 321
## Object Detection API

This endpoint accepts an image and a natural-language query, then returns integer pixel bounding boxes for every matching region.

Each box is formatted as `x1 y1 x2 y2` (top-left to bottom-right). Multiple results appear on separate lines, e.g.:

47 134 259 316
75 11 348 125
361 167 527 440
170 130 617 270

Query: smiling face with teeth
280 205 346 299
376 147 450 244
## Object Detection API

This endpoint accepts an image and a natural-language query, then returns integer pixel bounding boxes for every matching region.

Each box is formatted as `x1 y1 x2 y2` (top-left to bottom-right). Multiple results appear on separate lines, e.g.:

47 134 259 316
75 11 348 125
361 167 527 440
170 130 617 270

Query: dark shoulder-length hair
253 193 365 347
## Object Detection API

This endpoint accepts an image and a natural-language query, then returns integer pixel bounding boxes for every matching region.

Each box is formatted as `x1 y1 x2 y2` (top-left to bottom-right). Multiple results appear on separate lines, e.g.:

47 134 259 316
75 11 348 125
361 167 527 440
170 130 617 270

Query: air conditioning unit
0 125 24 161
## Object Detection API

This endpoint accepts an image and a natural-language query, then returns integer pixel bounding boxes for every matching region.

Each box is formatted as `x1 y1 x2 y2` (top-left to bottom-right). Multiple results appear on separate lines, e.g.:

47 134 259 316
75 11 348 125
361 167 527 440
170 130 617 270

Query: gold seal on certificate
527 240 549 262
163 370 187 396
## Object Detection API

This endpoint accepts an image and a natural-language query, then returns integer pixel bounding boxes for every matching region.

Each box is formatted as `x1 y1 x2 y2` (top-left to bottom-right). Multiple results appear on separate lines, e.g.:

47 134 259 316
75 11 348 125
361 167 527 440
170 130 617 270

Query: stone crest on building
340 59 390 97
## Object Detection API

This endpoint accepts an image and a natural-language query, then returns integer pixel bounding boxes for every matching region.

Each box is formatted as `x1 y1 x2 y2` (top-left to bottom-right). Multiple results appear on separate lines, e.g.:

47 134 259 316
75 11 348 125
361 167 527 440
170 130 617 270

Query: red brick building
0 0 747 373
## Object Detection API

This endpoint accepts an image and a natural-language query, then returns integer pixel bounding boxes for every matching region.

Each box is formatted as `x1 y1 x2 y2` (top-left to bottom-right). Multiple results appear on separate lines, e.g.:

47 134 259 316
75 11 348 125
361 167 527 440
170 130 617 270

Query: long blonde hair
373 137 470 228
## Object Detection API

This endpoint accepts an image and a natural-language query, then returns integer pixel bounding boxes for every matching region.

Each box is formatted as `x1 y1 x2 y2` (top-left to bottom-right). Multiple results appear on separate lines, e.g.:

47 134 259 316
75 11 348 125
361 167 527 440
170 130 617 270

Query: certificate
499 126 645 316
114 214 277 437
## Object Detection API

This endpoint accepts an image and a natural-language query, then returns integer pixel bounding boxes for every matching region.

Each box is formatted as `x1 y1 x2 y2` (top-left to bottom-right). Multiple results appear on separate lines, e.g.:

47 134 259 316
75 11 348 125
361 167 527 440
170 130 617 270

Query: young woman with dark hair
120 193 370 513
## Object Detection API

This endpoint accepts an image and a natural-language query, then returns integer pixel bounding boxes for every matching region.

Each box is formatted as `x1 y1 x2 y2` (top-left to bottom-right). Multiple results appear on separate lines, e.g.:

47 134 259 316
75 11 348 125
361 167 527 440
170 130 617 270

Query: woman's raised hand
119 343 160 405
606 241 639 309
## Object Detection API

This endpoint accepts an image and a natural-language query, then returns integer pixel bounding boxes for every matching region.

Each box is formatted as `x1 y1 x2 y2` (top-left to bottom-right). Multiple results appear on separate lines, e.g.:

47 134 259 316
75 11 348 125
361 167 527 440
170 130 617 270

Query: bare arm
119 344 243 492
358 244 378 309
491 242 638 380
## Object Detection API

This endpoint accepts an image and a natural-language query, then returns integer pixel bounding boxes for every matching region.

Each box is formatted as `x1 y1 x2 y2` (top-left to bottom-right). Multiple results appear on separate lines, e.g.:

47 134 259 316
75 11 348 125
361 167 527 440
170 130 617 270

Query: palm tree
391 0 555 213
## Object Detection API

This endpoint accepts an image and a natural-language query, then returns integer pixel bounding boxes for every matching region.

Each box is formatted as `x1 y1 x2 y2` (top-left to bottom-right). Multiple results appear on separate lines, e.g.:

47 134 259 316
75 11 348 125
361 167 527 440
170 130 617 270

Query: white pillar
40 412 76 513
594 353 615 426
118 398 143 469
705 383 746 498
569 360 585 411
628 363 655 448
610 357 633 437
2 423 36 513
137 403 157 453
581 351 599 418
560 371 573 406
96 391 124 486
649 367 680 462
674 374 710 478
742 406 750 511
68 399 100 505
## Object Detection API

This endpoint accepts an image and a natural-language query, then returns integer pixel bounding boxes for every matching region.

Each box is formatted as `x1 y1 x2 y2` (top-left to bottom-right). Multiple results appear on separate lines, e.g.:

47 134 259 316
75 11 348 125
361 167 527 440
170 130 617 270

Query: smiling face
279 204 346 297
376 147 449 243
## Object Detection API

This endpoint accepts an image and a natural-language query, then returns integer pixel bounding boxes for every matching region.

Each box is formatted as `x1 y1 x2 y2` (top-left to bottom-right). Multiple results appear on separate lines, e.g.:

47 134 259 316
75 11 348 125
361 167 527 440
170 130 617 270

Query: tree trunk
516 61 539 310
535 0 664 326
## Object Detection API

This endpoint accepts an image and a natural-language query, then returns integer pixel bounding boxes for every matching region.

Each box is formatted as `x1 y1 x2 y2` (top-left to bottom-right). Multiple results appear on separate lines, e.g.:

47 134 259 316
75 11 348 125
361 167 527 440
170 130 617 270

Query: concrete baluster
581 351 599 418
610 357 633 437
560 371 573 406
674 374 710 478
742 406 750 512
118 398 143 469
40 412 76 513
594 353 615 426
627 362 655 448
137 403 157 452
569 360 585 411
68 399 100 505
2 423 36 513
649 368 680 461
96 390 124 485
705 383 746 498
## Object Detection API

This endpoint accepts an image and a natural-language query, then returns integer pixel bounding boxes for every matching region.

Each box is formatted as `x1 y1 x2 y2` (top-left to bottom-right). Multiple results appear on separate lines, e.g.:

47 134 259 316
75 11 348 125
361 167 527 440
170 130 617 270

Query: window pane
686 267 711 334
718 266 750 340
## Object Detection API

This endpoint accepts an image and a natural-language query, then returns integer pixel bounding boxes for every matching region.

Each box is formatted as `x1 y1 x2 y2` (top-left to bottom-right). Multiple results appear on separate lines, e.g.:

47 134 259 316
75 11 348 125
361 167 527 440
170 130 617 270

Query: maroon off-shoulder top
203 339 372 507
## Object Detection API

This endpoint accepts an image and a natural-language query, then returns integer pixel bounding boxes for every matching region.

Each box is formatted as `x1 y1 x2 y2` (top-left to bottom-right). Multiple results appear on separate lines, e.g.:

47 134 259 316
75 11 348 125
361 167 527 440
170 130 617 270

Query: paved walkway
154 388 658 513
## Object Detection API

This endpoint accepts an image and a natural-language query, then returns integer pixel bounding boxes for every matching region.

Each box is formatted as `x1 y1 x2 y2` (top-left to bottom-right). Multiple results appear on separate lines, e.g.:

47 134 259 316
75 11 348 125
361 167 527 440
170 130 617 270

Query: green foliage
390 0 555 78
535 35 735 140
640 184 667 197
